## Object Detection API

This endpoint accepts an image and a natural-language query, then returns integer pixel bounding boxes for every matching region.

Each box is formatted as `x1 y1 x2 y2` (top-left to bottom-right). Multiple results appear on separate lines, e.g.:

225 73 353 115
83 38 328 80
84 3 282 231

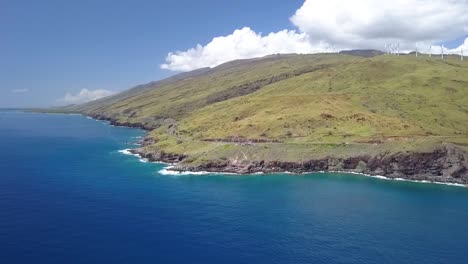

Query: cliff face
130 148 186 164
131 143 468 184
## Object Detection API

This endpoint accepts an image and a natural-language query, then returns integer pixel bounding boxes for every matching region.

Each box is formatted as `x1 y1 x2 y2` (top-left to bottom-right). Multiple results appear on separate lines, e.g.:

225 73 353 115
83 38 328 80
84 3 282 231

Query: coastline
129 143 468 184
41 112 468 187
119 149 466 187
119 147 468 188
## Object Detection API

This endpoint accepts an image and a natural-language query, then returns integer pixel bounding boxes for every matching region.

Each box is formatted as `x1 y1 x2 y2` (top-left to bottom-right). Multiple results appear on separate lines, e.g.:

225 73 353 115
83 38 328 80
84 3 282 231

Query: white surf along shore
117 148 466 187
118 149 150 164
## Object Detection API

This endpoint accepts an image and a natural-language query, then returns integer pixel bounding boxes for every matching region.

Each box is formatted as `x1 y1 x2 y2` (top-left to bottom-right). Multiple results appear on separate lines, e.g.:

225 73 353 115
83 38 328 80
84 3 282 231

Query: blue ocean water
1 111 468 264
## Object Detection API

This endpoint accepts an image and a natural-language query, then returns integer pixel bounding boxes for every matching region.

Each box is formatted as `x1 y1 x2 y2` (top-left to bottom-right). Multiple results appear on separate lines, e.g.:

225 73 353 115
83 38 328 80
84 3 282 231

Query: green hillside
61 53 468 178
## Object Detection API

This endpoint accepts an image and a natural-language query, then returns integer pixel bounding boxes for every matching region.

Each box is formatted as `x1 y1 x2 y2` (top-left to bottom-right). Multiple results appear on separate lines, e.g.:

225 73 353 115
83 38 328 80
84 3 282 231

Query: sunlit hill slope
56 52 468 182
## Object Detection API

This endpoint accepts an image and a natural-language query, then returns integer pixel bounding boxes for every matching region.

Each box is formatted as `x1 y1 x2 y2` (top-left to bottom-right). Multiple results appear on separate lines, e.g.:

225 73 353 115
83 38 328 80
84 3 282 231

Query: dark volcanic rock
129 148 186 164
87 113 154 131
172 144 468 185
137 137 157 147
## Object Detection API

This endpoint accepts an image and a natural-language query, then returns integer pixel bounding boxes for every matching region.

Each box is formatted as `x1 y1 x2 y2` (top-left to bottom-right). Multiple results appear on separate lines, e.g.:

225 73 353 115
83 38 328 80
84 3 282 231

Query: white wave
118 149 141 158
322 170 465 187
158 166 213 175
117 149 466 187
118 149 170 165
158 166 240 176
392 177 465 187
155 167 466 187
118 149 131 155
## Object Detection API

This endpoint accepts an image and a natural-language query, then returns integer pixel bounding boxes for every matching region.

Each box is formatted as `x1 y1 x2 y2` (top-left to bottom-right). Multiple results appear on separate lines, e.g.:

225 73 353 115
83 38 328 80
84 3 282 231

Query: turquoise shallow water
1 111 468 264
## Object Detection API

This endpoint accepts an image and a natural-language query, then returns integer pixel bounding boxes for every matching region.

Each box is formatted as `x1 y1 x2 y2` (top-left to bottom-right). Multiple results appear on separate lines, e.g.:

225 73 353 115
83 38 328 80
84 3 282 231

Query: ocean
1 110 468 264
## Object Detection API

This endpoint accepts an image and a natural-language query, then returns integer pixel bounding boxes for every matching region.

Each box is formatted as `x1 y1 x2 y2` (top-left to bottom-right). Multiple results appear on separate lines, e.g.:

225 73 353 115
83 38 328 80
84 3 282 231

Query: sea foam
158 166 214 176
322 171 466 187
118 149 140 158
118 149 165 164
118 149 465 187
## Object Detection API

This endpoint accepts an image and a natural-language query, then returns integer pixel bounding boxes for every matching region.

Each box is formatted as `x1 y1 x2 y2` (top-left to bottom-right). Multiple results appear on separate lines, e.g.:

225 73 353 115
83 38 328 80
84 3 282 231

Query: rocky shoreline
85 114 468 185
88 113 155 131
129 142 468 185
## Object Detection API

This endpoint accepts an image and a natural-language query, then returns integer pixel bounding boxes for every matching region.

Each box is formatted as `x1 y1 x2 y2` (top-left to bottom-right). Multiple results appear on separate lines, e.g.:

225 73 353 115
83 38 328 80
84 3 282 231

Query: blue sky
0 0 303 107
1 0 467 108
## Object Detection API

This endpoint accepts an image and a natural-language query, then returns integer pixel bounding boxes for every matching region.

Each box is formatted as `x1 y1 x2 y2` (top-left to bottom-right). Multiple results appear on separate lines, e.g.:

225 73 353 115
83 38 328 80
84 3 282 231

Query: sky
1 0 467 108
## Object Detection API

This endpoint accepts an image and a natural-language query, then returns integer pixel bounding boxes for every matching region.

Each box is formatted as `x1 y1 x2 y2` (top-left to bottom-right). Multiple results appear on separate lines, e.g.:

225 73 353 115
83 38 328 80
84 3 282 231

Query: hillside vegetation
63 53 468 174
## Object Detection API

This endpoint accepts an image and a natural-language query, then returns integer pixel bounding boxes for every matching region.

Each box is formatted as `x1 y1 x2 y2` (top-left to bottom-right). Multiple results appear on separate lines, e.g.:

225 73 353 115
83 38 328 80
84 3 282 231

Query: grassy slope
75 54 468 164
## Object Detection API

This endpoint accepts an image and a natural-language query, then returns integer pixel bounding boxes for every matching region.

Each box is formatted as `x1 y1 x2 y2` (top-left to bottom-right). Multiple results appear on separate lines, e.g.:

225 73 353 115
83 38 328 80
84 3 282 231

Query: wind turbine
461 49 464 61
415 45 418 57
441 45 444 60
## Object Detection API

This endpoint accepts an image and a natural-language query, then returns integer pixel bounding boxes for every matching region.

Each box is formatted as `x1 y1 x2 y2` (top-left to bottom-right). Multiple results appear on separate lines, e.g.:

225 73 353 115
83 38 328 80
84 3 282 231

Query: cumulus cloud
162 0 468 71
11 89 29 93
161 27 321 72
291 0 468 51
58 89 115 105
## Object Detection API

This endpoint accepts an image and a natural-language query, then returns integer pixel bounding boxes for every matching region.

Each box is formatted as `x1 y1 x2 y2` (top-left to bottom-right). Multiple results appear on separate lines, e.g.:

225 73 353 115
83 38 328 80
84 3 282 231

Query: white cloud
416 39 468 56
291 0 468 51
161 27 321 72
162 0 468 72
58 89 115 105
11 89 29 93
452 38 468 54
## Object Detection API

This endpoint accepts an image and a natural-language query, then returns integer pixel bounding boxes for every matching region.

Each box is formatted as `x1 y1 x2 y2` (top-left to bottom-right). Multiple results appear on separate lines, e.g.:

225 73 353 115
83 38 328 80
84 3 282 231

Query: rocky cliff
130 142 468 185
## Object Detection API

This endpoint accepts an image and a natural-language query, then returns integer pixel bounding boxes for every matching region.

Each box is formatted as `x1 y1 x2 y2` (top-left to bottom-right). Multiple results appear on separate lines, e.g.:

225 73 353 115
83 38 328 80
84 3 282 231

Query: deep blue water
1 111 468 264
